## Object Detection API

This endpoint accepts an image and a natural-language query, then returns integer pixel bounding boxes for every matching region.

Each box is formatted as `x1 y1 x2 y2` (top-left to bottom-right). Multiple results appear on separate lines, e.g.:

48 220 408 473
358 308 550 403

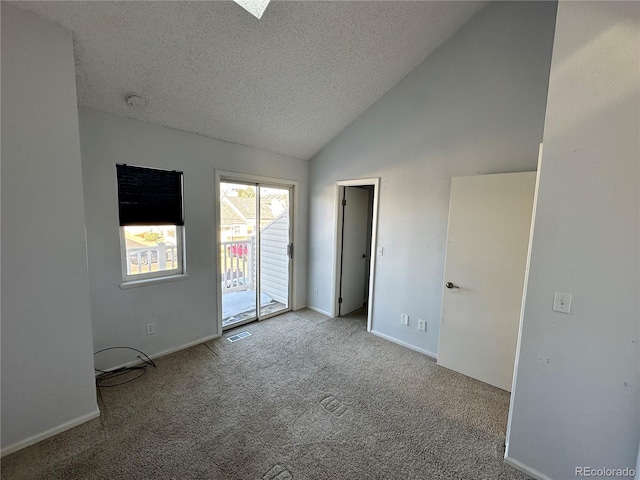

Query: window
116 164 185 282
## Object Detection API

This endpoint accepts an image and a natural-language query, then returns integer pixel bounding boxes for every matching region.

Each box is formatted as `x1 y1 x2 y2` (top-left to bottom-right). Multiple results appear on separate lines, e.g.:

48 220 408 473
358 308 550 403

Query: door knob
362 253 367 259
445 282 460 289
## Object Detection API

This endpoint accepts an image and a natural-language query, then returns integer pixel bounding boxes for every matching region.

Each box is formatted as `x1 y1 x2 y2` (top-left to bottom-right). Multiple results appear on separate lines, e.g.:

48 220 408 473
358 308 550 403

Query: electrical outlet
314 288 318 296
146 323 156 335
401 314 409 326
418 319 427 331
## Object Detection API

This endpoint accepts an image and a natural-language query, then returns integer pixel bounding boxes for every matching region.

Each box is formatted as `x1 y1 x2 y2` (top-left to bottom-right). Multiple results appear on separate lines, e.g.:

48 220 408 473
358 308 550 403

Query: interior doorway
333 178 380 331
217 175 294 331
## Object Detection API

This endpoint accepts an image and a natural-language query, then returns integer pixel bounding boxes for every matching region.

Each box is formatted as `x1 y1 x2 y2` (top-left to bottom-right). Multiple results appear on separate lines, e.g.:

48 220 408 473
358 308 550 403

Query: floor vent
227 331 251 342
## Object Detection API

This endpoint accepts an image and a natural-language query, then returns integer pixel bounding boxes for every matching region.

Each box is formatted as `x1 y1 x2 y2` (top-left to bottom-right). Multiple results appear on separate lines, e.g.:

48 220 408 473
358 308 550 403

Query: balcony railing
221 239 255 293
127 244 179 274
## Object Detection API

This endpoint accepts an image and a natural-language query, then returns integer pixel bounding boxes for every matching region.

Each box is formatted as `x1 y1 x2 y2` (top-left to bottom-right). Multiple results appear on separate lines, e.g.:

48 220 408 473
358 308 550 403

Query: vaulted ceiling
9 1 486 160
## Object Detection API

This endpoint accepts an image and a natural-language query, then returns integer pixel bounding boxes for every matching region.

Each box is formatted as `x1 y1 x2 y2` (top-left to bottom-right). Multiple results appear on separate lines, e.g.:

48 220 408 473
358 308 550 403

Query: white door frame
332 178 380 332
505 144 543 457
214 170 298 333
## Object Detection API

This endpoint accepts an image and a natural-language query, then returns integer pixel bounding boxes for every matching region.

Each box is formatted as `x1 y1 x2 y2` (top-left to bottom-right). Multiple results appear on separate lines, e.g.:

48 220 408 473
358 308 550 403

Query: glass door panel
220 180 293 330
258 186 291 317
220 182 257 328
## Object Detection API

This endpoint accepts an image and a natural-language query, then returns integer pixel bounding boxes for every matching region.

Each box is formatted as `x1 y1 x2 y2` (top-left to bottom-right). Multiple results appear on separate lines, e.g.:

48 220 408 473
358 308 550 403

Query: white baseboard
1 408 100 458
98 333 221 372
370 330 438 360
150 333 221 361
504 455 553 480
305 305 332 317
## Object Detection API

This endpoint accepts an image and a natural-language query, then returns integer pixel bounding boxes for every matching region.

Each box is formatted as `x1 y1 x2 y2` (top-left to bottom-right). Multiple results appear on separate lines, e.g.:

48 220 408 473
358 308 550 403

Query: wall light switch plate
553 292 572 314
401 314 409 326
377 247 384 256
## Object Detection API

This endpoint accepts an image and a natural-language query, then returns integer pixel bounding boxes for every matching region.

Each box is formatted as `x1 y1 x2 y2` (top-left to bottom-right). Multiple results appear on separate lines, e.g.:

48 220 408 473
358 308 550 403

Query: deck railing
126 244 179 274
221 239 255 292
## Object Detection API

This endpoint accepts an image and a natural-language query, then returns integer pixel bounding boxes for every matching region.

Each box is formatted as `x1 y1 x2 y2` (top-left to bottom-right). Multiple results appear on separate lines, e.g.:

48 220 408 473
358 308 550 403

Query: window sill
120 274 189 290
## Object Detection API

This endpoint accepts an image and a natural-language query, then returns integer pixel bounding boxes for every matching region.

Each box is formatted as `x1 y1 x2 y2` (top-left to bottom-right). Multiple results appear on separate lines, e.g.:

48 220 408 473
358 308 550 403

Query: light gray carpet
1 309 530 479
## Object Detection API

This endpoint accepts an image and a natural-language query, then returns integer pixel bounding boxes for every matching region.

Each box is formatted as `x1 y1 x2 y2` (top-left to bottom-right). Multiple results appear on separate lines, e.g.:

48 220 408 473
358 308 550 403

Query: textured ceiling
9 1 486 160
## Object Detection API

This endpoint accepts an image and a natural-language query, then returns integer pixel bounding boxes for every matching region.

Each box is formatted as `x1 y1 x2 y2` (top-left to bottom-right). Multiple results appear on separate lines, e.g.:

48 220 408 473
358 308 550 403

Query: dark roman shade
116 164 184 226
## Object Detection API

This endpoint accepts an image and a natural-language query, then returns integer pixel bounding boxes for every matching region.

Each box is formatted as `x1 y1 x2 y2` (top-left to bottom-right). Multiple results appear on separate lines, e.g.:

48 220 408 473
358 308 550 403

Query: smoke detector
125 94 146 110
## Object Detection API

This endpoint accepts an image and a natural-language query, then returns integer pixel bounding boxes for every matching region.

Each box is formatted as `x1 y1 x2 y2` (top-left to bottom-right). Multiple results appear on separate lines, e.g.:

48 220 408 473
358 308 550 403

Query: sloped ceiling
8 1 486 160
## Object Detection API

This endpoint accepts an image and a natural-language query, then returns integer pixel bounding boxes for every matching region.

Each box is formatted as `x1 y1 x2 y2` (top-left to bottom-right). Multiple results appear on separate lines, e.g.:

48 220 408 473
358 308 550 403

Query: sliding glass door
219 180 292 329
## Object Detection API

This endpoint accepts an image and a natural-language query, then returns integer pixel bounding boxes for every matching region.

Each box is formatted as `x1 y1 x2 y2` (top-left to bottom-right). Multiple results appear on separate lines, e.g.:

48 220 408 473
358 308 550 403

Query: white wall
506 2 640 478
307 1 557 356
79 109 308 369
1 5 99 454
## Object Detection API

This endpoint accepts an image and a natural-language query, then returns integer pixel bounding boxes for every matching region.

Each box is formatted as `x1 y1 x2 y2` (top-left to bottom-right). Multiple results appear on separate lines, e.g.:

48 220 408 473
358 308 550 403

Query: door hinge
287 243 294 258
342 199 347 206
338 297 343 304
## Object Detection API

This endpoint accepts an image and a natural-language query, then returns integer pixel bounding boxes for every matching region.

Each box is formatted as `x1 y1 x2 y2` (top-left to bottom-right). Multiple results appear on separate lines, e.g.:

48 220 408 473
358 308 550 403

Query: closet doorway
333 178 380 331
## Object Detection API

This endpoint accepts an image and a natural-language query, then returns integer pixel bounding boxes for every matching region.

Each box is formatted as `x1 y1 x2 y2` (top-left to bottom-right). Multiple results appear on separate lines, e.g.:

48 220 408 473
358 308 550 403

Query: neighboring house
220 197 249 242
259 212 290 305
220 194 288 242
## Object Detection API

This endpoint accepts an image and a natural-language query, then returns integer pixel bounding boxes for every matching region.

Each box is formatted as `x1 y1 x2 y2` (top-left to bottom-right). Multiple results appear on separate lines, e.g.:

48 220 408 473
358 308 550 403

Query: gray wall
79 109 308 370
1 5 99 453
307 1 557 356
506 2 640 478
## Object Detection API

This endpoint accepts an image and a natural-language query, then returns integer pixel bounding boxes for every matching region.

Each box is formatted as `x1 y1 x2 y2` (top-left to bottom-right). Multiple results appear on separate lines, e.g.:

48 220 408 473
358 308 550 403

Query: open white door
338 186 370 316
437 172 536 391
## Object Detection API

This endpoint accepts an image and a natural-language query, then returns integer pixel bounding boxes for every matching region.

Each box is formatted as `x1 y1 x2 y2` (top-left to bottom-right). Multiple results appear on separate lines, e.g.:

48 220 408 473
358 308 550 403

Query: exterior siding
260 213 289 304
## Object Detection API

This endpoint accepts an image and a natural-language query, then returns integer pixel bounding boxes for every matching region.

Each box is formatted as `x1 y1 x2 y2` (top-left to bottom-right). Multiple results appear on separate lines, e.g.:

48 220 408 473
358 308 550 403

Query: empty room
2 1 638 479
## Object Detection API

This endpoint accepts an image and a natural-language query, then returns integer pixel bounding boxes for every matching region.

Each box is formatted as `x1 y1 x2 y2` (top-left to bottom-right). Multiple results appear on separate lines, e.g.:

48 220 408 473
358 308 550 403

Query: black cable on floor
94 347 156 388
